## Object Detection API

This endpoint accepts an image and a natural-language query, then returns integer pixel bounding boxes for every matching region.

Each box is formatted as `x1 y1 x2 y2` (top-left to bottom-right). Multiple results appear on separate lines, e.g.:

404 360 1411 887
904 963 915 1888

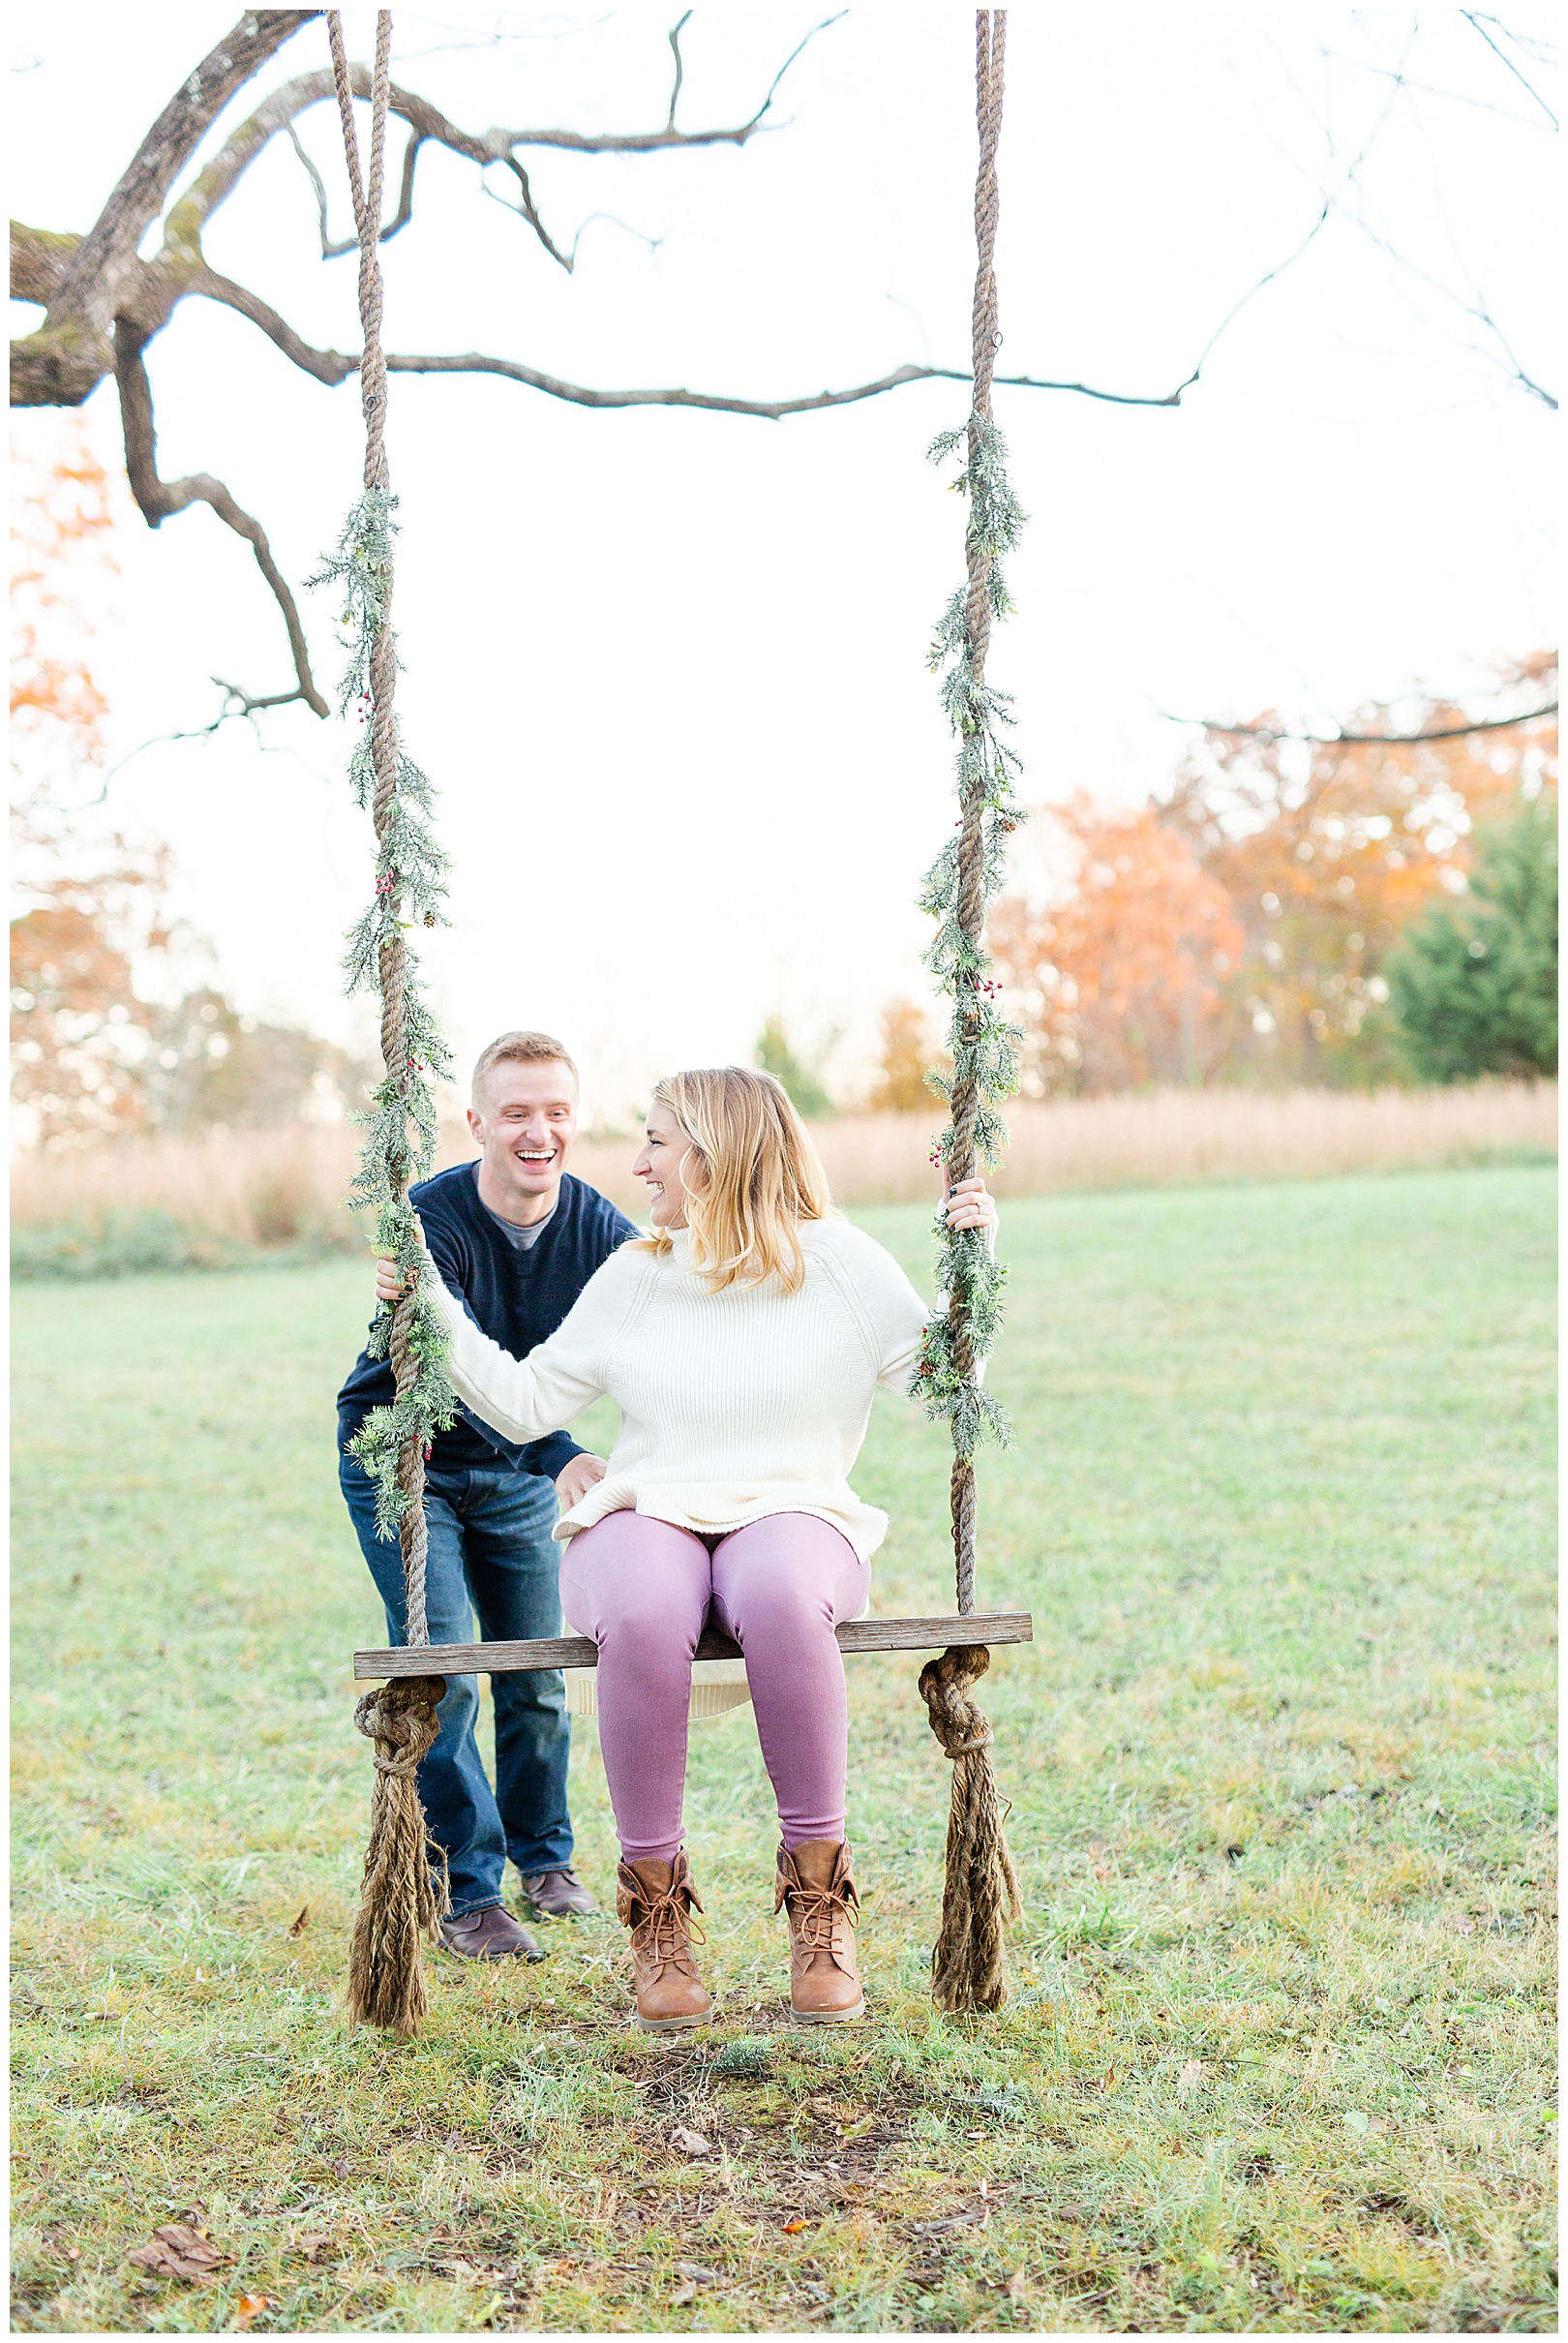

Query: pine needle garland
913 412 1027 1460
311 489 456 1538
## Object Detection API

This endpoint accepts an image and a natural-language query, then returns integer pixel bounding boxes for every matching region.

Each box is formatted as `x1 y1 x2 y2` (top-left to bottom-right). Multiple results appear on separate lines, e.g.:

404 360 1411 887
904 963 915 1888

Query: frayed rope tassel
346 1677 449 2034
919 1644 1022 2012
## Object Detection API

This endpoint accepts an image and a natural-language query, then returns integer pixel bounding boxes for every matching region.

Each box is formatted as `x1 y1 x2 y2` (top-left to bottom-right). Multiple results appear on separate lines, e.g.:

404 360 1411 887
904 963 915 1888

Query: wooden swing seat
354 1610 1033 1682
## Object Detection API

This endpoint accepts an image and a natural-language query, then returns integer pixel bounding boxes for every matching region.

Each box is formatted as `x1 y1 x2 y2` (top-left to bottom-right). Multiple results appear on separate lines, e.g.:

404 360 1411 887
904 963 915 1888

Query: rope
920 1645 1021 2010
919 8 1020 2018
946 8 1007 1611
328 9 446 2034
326 9 431 1656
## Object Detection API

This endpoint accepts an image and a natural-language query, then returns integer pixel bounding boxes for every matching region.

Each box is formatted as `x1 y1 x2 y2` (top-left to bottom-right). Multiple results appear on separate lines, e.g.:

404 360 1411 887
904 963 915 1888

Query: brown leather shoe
439 1903 545 1962
518 1867 600 1920
616 1853 712 2033
775 1840 863 2023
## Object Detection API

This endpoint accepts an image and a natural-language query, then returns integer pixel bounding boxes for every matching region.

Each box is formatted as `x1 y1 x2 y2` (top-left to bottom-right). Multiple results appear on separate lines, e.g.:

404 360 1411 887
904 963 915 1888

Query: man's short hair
471 1030 579 1106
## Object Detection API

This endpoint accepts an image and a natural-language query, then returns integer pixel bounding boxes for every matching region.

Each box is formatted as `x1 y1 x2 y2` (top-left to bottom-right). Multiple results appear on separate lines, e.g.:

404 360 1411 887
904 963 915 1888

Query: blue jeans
340 1453 573 1915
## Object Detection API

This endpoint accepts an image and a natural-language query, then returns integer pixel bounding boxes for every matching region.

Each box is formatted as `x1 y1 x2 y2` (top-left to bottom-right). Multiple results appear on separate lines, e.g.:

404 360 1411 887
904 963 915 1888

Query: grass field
10 1169 1557 2334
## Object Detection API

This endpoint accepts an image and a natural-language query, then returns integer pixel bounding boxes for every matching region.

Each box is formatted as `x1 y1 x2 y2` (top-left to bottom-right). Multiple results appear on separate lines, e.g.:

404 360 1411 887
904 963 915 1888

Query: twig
90 679 323 799
1160 703 1559 746
666 10 692 133
1461 12 1559 127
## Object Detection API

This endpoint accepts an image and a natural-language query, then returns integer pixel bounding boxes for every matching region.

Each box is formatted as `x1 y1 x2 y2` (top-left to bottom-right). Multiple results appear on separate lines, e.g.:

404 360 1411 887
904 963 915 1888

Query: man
338 1030 639 1960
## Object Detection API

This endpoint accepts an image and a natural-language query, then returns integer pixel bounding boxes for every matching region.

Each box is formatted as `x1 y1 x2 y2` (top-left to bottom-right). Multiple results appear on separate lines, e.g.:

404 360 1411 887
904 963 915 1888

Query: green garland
312 489 455 1537
913 413 1026 1460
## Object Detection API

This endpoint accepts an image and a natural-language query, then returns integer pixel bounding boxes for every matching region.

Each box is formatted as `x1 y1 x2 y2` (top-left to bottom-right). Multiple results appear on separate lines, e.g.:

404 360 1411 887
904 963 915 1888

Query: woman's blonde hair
636 1066 833 1293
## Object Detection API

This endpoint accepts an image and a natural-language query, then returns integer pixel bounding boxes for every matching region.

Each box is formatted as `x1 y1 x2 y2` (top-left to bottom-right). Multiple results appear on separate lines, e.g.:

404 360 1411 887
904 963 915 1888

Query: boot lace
782 1877 859 1957
631 1879 706 1974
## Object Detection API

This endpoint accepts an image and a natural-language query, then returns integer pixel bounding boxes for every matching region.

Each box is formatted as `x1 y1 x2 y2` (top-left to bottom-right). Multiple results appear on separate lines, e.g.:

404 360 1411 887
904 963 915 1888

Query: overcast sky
11 5 1558 1116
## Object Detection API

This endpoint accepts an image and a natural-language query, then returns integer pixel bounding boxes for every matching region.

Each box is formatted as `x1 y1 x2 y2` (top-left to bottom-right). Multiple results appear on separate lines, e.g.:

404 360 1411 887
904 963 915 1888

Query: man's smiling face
468 1056 578 1224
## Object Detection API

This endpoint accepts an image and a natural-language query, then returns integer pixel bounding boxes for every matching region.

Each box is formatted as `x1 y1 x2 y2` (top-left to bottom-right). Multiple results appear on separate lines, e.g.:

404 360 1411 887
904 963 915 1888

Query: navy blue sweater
337 1164 640 1481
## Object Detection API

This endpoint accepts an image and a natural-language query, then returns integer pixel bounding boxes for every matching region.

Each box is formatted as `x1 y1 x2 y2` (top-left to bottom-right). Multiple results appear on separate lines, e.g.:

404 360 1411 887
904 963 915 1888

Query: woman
379 1066 997 2031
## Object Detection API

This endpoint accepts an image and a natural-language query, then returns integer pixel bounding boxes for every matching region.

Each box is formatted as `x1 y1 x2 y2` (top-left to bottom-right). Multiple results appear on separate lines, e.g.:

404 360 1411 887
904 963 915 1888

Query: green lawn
10 1169 1557 2334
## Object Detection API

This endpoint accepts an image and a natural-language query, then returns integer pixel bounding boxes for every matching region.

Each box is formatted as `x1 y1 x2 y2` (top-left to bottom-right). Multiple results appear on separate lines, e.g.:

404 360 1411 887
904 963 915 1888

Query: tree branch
1461 12 1559 127
171 14 844 287
23 13 320 402
114 320 329 718
666 11 693 133
1162 704 1559 746
379 352 1222 416
89 679 328 800
190 265 355 384
10 220 79 305
284 116 426 259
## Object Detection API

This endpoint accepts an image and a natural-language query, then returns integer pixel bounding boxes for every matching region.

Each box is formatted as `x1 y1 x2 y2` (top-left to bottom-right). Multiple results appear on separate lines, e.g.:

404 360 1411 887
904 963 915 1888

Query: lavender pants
558 1510 871 1864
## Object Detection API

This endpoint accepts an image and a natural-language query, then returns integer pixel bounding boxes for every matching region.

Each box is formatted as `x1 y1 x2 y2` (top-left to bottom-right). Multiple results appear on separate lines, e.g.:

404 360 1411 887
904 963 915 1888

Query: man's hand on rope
556 1453 608 1511
944 1175 999 1237
374 1212 426 1303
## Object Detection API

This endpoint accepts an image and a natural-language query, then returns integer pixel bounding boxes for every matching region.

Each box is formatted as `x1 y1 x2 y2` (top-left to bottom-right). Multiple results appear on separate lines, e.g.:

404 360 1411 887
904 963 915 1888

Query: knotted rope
328 7 447 2036
920 9 1022 2015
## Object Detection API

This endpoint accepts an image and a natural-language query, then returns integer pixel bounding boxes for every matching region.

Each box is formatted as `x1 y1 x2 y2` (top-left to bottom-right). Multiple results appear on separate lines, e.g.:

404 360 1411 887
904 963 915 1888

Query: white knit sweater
425 1217 937 1562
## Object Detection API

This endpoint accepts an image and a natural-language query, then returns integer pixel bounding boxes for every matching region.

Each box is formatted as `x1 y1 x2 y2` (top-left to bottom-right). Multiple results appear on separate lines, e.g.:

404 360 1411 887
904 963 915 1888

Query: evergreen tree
756 1017 835 1120
1388 797 1557 1080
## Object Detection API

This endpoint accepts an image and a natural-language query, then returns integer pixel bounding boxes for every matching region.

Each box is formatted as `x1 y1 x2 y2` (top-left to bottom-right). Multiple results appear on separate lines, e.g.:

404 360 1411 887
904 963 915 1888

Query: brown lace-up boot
616 1852 712 2033
774 1840 864 2023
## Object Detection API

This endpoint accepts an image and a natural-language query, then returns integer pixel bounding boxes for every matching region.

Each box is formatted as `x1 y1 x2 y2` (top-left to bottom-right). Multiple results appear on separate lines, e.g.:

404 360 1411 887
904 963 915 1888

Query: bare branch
497 156 574 273
379 352 1231 416
43 14 318 378
1162 704 1559 746
1327 190 1558 409
284 116 424 259
174 17 846 278
92 678 324 798
1461 12 1559 127
114 320 329 718
666 10 692 133
190 265 355 384
1359 63 1554 129
738 11 846 140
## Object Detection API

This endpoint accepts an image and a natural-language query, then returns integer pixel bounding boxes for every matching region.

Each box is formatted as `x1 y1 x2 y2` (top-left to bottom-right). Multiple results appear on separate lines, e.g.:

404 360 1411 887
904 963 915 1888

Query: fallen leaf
669 2125 713 2158
672 2282 697 2307
127 2224 231 2282
294 2234 336 2264
287 1907 310 1937
675 2263 720 2284
233 2294 274 2330
1343 2110 1372 2135
1004 2270 1029 2298
782 2219 810 2235
1178 2058 1205 2095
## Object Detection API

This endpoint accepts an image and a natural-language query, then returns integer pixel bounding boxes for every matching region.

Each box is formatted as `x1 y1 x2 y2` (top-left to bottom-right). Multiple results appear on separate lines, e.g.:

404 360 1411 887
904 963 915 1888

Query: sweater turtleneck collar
667 1226 695 1266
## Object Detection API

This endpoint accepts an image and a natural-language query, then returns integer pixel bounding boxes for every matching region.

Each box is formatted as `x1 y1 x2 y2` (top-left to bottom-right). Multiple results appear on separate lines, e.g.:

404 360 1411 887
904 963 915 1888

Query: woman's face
632 1102 694 1229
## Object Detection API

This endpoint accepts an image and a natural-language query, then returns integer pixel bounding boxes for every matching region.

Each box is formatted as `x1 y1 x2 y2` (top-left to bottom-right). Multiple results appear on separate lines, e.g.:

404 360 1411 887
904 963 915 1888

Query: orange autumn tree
867 997 942 1112
1163 656 1558 1082
990 659 1556 1094
989 796 1244 1094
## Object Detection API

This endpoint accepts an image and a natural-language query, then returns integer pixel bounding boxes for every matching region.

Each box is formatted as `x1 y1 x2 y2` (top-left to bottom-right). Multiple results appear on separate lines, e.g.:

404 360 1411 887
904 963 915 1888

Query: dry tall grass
805 1079 1559 1204
9 1081 1554 1266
